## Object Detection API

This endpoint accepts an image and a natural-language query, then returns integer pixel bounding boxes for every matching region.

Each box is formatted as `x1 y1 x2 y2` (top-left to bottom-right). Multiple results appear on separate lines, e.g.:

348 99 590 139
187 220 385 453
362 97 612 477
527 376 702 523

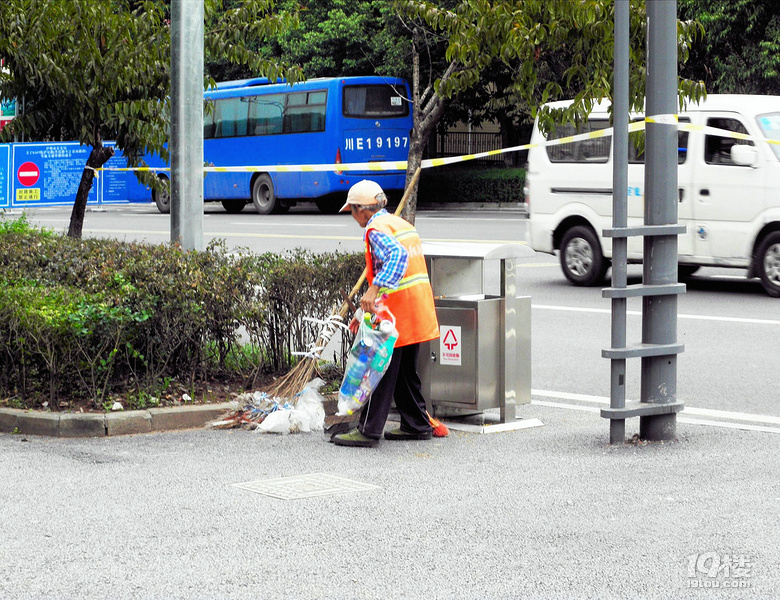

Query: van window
628 117 690 164
704 118 753 165
546 120 611 163
756 112 780 160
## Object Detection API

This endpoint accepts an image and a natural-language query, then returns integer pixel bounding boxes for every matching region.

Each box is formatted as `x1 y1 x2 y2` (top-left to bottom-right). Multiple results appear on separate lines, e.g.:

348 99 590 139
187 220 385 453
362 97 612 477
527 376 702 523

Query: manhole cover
233 472 381 500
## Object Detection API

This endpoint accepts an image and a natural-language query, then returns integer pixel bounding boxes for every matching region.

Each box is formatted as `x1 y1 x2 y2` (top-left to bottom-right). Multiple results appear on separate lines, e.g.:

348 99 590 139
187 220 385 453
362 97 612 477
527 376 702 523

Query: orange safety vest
365 214 439 348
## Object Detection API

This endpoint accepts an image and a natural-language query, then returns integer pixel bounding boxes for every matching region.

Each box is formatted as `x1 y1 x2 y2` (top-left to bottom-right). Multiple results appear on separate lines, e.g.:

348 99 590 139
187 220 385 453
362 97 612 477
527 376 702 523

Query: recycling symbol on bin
442 328 459 350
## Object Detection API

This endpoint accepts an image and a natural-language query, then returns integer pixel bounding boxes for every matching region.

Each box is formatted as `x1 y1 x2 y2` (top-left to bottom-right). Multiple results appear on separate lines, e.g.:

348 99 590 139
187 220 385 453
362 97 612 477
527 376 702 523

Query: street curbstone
59 413 107 438
16 411 60 437
0 402 241 438
148 402 238 432
0 408 21 433
105 411 152 436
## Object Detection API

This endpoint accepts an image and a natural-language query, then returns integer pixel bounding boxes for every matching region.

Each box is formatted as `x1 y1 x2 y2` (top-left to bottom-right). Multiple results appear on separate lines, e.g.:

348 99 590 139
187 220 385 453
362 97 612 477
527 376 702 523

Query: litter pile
209 378 327 434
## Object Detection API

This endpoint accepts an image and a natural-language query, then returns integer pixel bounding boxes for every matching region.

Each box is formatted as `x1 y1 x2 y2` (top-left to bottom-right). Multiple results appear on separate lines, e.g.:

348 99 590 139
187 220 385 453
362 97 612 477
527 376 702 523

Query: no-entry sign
17 161 40 187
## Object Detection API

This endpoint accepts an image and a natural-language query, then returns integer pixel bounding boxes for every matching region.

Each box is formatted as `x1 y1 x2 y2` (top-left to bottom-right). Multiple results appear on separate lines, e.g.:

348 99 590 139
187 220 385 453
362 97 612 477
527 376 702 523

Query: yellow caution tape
95 114 780 174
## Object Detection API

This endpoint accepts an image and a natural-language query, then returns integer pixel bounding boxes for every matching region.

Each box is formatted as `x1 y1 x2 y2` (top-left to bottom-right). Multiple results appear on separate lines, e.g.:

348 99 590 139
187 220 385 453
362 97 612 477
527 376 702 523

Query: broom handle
336 167 422 320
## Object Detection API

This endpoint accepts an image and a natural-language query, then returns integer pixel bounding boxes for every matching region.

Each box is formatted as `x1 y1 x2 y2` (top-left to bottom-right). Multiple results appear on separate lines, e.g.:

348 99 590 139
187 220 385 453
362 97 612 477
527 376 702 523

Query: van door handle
678 189 684 202
700 189 710 196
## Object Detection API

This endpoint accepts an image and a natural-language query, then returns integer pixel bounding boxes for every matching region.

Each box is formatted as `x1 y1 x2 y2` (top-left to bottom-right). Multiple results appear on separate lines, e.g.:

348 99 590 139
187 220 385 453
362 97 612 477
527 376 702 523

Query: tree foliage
679 0 780 95
394 0 706 222
0 0 301 237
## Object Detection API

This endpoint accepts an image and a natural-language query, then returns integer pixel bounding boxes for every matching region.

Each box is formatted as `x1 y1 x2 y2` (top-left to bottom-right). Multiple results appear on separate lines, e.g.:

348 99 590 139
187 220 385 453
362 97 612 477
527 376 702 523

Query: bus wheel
251 174 277 215
560 225 608 286
756 231 780 297
153 175 171 214
315 198 341 214
221 199 246 214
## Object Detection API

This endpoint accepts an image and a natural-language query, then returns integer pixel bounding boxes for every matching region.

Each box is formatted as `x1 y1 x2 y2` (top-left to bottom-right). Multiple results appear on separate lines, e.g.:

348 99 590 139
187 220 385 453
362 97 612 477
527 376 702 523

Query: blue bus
130 76 413 214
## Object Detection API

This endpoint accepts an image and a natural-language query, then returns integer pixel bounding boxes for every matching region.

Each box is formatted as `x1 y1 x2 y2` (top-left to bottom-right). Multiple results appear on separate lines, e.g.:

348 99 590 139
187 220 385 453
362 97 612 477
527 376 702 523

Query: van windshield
756 113 780 159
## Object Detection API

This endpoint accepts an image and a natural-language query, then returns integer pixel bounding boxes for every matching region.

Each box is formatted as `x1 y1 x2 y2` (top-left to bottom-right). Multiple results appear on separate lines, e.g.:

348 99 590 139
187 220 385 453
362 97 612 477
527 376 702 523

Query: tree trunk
67 145 115 238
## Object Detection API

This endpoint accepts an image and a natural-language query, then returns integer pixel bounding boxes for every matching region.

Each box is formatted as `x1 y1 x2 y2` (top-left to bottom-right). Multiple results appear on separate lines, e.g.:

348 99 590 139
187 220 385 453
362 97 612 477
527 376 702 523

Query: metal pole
500 257 517 423
609 0 629 444
170 0 204 251
641 0 679 440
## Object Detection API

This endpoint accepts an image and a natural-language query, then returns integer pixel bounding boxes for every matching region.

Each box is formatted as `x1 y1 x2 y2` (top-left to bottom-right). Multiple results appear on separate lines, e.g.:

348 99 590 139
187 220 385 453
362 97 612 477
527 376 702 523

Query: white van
524 95 780 296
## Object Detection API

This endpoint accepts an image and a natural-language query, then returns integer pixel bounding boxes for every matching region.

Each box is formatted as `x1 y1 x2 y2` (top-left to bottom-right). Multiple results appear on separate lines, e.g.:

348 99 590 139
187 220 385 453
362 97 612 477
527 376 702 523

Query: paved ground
1 401 777 600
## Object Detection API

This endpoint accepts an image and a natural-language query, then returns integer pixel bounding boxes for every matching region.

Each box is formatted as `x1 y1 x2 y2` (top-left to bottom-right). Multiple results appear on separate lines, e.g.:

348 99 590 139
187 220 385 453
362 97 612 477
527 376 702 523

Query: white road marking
531 388 780 433
533 304 780 326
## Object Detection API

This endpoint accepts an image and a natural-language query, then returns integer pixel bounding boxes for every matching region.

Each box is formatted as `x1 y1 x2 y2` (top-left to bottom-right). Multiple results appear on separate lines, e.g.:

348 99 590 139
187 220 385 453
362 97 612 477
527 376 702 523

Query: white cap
339 180 384 213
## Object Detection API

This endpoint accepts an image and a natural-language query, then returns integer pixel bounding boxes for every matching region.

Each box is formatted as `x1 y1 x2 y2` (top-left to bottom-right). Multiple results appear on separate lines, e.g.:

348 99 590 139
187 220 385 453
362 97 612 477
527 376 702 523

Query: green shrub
0 220 365 409
417 165 526 204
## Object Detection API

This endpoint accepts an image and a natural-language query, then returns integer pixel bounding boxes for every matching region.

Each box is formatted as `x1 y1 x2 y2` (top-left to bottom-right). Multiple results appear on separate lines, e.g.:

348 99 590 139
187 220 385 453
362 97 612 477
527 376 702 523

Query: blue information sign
0 144 9 208
100 143 130 204
12 143 99 207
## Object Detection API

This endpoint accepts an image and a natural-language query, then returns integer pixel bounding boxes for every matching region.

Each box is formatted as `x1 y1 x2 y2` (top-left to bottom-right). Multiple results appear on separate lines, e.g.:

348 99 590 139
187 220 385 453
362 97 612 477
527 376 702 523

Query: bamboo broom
266 167 423 400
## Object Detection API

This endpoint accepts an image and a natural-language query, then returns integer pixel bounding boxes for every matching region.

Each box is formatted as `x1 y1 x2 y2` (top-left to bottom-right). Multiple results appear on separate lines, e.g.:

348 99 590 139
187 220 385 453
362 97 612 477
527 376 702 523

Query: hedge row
417 165 526 204
0 217 364 409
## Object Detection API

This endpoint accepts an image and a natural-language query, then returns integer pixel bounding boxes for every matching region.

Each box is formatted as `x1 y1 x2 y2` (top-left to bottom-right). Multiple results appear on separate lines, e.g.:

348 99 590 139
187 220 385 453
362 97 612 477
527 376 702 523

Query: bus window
284 91 327 134
546 120 611 163
214 97 249 138
628 117 690 164
203 100 215 139
705 118 753 165
342 85 409 118
246 93 284 136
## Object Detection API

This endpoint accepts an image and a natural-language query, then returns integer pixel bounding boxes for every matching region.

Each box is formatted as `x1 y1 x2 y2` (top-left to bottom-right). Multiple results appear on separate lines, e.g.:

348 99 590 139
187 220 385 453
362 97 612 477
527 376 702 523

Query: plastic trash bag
256 378 326 434
336 310 398 416
295 378 327 432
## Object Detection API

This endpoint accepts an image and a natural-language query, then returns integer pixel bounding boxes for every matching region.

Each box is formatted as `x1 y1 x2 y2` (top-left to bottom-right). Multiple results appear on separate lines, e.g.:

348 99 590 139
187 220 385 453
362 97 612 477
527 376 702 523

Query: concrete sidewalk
1 400 776 600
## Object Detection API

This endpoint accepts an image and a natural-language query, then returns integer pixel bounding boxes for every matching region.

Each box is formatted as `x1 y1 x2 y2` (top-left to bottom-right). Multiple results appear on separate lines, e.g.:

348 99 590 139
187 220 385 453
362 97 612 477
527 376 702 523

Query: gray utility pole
170 0 204 251
602 0 685 443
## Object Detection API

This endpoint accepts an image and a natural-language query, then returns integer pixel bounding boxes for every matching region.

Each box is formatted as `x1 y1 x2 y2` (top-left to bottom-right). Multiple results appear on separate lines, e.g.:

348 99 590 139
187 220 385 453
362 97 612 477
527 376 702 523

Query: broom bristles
426 411 449 437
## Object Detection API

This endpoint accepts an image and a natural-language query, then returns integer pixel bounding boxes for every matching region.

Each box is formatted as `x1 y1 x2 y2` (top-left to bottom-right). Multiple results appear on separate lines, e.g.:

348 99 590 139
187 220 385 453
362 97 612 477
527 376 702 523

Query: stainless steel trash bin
417 242 535 423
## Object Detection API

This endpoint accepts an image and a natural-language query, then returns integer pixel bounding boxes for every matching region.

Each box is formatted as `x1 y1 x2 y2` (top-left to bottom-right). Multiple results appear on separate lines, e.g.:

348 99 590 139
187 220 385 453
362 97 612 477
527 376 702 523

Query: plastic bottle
350 334 374 360
339 353 370 400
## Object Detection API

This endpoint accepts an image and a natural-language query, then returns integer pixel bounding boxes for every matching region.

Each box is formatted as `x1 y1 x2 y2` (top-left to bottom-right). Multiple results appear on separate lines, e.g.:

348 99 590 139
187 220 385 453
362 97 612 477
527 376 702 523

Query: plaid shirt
365 209 409 290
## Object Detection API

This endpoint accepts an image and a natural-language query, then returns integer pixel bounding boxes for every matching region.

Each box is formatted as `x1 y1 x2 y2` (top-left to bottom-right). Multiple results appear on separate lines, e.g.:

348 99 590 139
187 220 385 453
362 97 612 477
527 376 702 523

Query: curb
0 402 239 438
418 202 528 214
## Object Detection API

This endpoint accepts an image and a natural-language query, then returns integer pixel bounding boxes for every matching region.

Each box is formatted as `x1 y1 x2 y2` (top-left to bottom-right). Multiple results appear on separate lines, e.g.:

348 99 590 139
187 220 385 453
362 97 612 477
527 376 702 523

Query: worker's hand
360 284 380 314
348 316 359 335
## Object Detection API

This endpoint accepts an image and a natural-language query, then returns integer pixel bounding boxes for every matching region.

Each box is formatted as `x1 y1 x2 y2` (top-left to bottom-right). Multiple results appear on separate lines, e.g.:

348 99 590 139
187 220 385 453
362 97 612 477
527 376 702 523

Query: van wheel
153 176 171 214
678 265 700 279
756 232 780 297
560 225 608 286
221 199 246 214
251 174 278 215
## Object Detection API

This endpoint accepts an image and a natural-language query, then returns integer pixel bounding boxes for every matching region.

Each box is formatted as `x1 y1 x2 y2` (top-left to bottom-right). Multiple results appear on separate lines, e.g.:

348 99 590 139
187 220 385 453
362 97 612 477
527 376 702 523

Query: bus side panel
123 150 168 203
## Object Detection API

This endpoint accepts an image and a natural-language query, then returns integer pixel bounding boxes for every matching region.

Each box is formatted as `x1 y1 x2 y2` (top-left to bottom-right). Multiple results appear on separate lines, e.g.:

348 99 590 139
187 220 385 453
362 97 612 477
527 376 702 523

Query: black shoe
384 428 432 441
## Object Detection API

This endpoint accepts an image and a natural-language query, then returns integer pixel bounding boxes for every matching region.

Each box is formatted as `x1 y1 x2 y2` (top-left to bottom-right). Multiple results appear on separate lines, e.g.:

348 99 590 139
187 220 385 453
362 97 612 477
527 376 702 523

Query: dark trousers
359 342 432 439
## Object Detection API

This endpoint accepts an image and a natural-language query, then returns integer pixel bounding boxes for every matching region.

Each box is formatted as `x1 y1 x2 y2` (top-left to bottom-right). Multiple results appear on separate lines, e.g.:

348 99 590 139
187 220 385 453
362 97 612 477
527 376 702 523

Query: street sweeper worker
333 179 440 448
